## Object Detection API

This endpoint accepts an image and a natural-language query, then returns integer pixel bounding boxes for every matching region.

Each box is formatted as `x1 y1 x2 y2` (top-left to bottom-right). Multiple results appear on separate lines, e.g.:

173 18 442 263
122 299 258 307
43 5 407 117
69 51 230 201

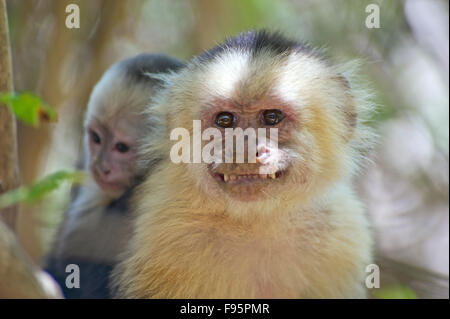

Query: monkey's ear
336 74 357 141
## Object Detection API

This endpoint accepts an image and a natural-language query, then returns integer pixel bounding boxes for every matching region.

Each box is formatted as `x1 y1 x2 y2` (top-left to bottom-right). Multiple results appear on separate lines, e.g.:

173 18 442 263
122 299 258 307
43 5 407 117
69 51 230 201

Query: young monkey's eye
91 131 101 144
262 109 284 126
116 142 130 153
215 112 235 128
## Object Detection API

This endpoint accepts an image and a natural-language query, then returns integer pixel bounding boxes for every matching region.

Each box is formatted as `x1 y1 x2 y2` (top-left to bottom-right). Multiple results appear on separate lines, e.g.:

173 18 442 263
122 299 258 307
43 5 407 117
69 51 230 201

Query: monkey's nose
256 145 271 164
98 166 111 177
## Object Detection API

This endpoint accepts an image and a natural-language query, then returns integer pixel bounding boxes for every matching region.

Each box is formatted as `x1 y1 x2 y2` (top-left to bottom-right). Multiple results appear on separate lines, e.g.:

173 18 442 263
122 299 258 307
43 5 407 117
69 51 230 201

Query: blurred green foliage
0 171 86 209
0 91 80 209
373 285 418 299
0 92 57 127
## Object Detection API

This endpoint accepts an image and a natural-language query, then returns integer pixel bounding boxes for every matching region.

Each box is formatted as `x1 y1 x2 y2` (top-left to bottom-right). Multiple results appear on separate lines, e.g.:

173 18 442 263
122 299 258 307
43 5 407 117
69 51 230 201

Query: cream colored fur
112 46 376 298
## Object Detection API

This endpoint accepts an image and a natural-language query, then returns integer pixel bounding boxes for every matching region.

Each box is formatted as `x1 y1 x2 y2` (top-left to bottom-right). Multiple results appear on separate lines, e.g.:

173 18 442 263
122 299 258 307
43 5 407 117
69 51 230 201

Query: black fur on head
117 53 186 85
197 30 317 63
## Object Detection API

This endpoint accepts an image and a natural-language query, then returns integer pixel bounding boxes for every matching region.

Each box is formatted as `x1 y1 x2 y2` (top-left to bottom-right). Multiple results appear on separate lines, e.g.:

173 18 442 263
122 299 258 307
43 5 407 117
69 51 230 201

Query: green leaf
373 285 418 299
0 92 57 127
0 171 86 209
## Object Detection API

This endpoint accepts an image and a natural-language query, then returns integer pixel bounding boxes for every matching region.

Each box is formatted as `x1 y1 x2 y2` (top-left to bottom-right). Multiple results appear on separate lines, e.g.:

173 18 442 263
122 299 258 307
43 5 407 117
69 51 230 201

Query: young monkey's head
157 31 373 204
84 54 185 198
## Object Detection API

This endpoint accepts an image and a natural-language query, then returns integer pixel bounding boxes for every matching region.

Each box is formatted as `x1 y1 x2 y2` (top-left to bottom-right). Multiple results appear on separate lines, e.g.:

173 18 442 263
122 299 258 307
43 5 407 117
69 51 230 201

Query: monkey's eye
91 131 101 144
116 142 130 153
262 109 284 126
215 112 235 128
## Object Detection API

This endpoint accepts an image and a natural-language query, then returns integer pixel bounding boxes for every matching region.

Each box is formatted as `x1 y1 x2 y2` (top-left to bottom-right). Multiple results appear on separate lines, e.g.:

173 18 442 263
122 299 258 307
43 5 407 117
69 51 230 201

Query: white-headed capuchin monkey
45 54 185 299
112 31 376 298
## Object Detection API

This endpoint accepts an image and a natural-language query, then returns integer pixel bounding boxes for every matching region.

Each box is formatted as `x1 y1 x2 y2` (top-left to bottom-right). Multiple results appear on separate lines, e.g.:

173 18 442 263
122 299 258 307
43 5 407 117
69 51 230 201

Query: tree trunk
0 0 19 231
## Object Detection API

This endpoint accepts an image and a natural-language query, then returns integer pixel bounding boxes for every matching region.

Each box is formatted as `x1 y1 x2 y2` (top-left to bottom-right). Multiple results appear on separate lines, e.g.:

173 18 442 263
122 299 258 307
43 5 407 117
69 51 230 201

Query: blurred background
5 0 449 298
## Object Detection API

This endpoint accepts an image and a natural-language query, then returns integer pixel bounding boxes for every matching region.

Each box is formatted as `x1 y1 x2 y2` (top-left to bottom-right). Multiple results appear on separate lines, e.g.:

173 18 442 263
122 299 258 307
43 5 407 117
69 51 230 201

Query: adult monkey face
202 95 297 202
167 32 359 203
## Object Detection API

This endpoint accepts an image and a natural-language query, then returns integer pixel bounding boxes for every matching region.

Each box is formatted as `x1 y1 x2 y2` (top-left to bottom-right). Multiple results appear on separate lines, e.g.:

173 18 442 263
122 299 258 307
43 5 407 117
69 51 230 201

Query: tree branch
0 0 19 231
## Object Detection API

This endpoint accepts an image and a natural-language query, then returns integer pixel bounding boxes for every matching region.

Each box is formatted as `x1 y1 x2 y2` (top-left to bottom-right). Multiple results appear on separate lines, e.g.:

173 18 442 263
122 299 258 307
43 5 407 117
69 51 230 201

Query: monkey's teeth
220 172 280 183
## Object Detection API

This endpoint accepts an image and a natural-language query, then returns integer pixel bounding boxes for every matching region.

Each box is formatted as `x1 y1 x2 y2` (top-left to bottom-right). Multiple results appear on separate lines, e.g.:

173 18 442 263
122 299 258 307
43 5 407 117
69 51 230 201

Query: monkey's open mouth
213 171 284 184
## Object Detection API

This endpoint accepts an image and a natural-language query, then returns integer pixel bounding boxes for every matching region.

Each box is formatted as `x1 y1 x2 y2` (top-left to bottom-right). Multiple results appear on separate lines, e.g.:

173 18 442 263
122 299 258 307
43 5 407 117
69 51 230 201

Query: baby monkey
113 31 376 298
45 53 185 298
